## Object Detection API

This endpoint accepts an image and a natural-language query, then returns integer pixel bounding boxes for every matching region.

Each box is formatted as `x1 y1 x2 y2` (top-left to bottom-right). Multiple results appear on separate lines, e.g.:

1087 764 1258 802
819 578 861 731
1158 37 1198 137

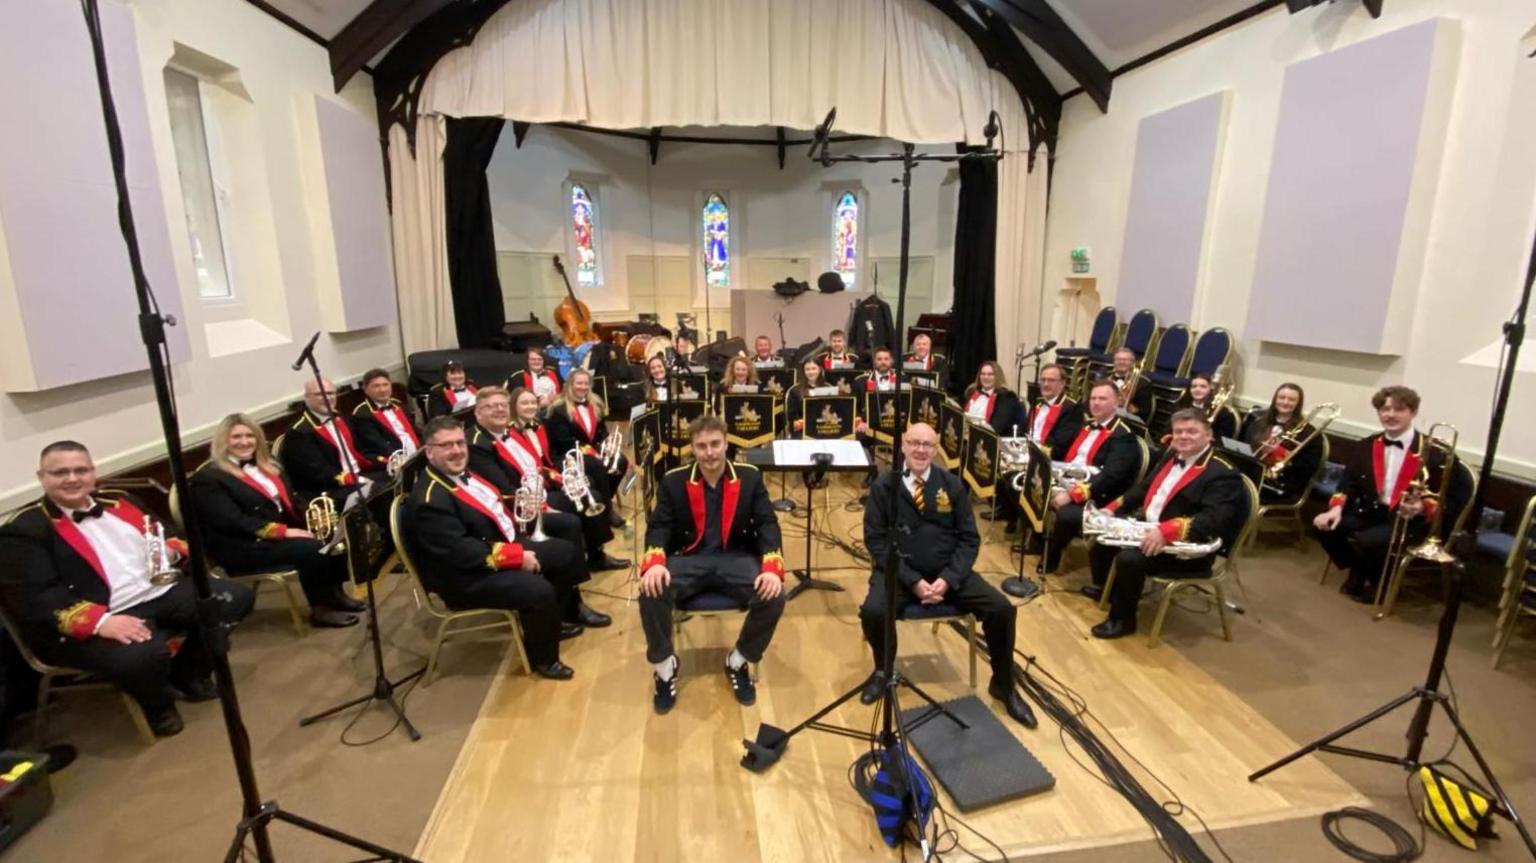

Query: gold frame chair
1256 436 1331 544
1490 495 1536 669
389 496 529 685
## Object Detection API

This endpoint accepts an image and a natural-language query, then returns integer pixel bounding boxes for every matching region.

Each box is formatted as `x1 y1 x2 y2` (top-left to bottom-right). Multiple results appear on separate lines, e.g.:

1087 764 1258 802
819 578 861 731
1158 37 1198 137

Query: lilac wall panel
1116 92 1226 324
0 0 187 391
315 96 397 331
1245 20 1448 353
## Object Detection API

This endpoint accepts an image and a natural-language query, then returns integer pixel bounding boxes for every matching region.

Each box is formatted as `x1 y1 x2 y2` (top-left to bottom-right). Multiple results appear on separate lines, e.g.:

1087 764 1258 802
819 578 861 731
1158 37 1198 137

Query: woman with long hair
786 358 830 437
547 368 628 525
961 360 1023 436
188 414 361 627
1239 382 1323 501
1162 372 1237 443
643 355 672 404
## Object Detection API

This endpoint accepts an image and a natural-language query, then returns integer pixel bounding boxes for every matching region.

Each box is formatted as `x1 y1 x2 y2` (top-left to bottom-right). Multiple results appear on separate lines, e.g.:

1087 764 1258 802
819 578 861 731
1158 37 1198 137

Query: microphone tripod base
772 499 797 513
1001 576 1040 599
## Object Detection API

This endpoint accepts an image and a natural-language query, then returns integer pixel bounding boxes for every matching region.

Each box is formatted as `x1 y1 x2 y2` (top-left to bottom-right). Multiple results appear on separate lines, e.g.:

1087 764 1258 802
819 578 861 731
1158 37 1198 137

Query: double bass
551 254 597 347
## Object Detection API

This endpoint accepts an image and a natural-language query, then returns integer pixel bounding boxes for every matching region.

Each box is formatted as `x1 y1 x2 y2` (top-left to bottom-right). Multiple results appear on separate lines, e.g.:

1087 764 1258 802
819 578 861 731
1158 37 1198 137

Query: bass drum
625 333 672 364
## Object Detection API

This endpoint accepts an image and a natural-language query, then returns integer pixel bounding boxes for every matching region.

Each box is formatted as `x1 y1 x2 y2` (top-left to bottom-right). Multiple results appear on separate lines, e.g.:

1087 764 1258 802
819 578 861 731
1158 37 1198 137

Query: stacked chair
1054 307 1117 400
1490 496 1536 669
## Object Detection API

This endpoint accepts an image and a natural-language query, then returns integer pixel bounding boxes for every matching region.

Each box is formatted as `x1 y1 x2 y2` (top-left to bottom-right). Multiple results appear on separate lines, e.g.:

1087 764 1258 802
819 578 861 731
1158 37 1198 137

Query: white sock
726 648 748 671
653 655 677 681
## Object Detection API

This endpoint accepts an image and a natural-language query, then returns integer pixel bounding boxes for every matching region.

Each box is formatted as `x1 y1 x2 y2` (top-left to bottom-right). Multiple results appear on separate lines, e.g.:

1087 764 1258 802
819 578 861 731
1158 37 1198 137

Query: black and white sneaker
653 670 679 715
724 659 756 706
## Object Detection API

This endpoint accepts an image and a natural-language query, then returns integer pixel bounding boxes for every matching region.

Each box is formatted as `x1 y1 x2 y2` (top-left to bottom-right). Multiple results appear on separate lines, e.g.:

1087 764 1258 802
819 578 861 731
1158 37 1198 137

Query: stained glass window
570 183 599 287
832 191 859 288
702 192 730 289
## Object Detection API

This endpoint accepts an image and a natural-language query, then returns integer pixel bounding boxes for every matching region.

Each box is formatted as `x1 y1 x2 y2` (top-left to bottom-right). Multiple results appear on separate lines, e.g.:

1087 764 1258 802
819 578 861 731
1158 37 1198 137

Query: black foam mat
899 694 1055 812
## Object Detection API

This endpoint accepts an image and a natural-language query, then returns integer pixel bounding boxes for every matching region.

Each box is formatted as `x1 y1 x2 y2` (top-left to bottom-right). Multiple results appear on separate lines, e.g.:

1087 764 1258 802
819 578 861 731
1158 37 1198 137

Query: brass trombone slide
1373 422 1459 620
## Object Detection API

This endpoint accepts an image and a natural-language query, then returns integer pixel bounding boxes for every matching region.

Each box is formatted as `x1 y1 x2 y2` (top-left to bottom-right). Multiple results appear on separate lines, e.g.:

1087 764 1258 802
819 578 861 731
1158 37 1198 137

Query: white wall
485 125 958 322
1042 0 1536 477
0 0 403 510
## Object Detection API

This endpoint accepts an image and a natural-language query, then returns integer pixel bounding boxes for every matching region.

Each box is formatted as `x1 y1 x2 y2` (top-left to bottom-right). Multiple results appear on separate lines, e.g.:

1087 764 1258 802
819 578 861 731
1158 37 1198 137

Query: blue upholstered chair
674 591 757 679
1187 328 1234 377
1141 324 1193 388
1055 306 1117 363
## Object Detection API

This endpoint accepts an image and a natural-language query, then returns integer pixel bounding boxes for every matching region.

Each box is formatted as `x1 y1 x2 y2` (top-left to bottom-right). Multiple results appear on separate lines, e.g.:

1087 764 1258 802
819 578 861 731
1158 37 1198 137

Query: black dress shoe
174 676 219 702
43 744 78 773
309 608 360 628
148 707 185 737
560 622 585 640
532 660 575 680
1348 590 1376 605
608 508 627 528
572 603 612 627
1090 617 1137 639
590 553 631 571
331 588 366 612
1078 584 1103 602
725 659 756 706
988 679 1038 729
859 671 885 705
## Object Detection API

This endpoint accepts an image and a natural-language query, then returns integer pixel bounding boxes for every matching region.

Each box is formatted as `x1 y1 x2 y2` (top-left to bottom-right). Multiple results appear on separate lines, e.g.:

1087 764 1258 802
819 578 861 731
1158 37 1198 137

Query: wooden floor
414 476 1365 861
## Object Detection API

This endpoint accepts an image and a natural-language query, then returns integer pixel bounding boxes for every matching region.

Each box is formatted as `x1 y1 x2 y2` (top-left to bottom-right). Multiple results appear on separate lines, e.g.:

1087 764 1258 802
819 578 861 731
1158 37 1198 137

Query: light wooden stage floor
415 478 1365 861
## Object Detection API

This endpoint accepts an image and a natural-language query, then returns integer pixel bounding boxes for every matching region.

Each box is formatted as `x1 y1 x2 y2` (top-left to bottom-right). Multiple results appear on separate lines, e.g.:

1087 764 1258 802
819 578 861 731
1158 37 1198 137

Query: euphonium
513 472 550 542
599 432 623 474
142 515 180 586
1081 503 1221 558
562 449 606 516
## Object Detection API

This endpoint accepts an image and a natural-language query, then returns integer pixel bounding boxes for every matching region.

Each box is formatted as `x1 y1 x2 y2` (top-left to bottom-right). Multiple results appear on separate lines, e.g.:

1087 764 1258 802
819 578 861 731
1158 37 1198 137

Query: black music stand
742 443 865 600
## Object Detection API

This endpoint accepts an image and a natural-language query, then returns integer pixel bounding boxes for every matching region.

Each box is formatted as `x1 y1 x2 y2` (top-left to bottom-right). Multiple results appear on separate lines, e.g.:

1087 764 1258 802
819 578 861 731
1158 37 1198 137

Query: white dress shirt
1070 424 1108 467
902 467 932 501
375 402 418 455
1145 448 1206 523
1030 397 1060 440
64 499 175 618
237 460 281 503
456 474 518 541
966 390 994 420
1381 430 1414 504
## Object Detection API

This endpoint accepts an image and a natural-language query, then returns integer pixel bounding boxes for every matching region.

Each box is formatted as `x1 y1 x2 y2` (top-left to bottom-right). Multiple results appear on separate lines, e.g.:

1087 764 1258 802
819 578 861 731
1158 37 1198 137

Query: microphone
811 107 837 167
291 331 322 371
864 320 875 339
1037 339 1058 354
983 110 1001 150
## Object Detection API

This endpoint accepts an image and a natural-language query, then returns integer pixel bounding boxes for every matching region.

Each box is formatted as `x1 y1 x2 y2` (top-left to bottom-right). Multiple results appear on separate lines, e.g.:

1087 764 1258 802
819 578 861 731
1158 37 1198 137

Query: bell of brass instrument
562 449 606 516
385 449 408 478
1206 365 1234 417
599 432 623 474
999 437 1031 473
306 494 343 552
1402 423 1459 565
143 515 180 586
1081 503 1221 558
1258 403 1340 481
1049 461 1100 493
1374 423 1459 616
513 472 550 542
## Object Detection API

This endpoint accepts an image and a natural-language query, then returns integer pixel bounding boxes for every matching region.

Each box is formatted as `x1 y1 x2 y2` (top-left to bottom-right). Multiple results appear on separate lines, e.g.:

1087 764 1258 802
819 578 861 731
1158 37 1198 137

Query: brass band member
0 442 255 737
903 333 948 390
1238 382 1321 501
638 416 787 714
717 355 760 399
1313 386 1465 603
507 347 562 411
962 361 1023 435
404 418 586 679
1040 379 1142 574
786 358 832 437
427 360 478 419
643 355 673 404
352 369 421 463
190 414 361 628
996 363 1081 535
1174 373 1237 442
819 329 861 370
469 387 627 574
1082 409 1246 638
856 423 1035 728
751 335 778 365
283 378 389 501
547 369 629 525
1109 347 1152 418
857 347 899 392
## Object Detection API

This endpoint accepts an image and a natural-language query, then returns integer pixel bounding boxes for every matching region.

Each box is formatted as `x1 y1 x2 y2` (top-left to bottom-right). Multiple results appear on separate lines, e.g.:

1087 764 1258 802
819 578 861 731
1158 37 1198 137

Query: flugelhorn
513 472 549 542
599 432 623 474
562 449 606 516
142 515 180 586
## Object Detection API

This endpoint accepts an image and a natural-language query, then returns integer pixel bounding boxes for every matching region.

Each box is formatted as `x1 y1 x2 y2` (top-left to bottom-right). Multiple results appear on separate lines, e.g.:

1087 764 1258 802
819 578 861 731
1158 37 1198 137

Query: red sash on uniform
312 417 370 481
1031 400 1062 440
1373 436 1424 509
236 467 296 517
1064 422 1114 462
967 390 998 422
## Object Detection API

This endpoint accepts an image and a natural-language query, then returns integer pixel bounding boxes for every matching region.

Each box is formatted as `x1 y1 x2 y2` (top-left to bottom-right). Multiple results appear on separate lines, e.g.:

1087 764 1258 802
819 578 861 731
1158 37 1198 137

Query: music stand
746 440 868 600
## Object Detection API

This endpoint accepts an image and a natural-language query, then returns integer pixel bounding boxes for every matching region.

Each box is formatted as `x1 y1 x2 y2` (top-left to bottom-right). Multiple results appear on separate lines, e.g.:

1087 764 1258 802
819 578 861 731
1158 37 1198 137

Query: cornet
562 449 606 516
306 495 344 553
385 449 408 478
142 516 180 586
599 433 623 474
513 472 550 542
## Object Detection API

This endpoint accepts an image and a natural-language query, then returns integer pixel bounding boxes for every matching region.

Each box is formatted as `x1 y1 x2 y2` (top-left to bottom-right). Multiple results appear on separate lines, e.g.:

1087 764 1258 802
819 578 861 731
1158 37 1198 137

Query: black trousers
1043 503 1085 573
578 452 629 506
214 538 348 608
550 485 615 553
638 551 785 664
435 537 587 666
1315 507 1403 590
859 573 1018 686
1088 544 1212 622
534 508 597 575
34 578 256 715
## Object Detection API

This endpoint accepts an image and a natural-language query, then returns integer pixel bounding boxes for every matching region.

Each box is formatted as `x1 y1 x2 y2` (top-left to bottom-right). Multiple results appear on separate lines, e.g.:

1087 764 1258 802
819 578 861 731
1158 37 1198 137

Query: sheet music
1222 437 1254 455
772 439 870 467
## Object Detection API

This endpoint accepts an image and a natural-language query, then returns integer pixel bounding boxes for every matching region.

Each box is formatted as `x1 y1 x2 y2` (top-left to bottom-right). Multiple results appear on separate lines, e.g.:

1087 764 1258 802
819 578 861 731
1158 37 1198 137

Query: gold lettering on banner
671 414 692 437
732 402 763 435
917 400 939 428
943 419 961 453
766 377 784 396
815 403 845 437
879 398 896 429
972 446 993 481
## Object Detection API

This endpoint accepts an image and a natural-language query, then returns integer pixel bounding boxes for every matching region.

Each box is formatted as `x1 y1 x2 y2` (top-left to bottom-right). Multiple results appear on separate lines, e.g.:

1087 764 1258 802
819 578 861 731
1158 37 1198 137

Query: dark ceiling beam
968 0 1111 112
648 127 663 165
331 0 453 91
924 1 1059 155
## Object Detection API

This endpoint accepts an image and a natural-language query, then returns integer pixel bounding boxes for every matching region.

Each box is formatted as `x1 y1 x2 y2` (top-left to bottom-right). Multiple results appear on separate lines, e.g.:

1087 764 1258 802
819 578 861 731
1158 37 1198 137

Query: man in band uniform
1040 379 1142 573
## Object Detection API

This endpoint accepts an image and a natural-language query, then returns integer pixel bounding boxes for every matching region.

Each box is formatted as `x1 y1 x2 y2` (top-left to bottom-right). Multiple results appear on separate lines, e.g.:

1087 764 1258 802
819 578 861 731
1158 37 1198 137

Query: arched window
570 183 600 287
702 192 730 289
832 190 859 288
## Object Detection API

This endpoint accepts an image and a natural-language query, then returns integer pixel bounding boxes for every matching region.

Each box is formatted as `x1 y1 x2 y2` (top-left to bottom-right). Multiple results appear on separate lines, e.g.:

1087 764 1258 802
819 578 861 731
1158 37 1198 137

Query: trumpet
1256 403 1339 481
599 432 623 474
1081 503 1222 558
142 516 180 586
513 472 549 542
562 449 606 516
1375 423 1459 616
306 495 344 553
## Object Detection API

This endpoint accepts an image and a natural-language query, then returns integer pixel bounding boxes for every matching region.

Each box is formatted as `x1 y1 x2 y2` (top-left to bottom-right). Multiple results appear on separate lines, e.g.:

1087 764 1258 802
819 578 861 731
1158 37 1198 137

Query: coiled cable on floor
1320 807 1421 862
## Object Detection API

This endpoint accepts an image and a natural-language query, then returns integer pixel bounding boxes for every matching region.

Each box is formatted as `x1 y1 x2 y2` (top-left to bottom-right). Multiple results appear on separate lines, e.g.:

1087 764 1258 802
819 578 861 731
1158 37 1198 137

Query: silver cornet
599 432 623 474
513 472 549 542
142 515 180 586
562 449 606 516
385 449 408 478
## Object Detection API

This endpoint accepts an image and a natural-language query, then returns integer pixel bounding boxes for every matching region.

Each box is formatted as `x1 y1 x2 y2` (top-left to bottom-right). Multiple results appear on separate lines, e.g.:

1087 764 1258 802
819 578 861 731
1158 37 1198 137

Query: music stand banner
939 402 966 470
963 421 1000 501
909 386 947 432
758 367 794 401
823 369 861 396
660 400 706 456
867 390 912 446
1018 439 1053 534
674 372 709 403
805 395 857 440
723 393 777 449
631 408 664 504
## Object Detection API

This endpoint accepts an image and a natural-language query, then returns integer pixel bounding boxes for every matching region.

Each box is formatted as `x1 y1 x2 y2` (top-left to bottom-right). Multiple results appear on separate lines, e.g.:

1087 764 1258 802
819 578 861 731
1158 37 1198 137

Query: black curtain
949 147 998 393
443 117 508 350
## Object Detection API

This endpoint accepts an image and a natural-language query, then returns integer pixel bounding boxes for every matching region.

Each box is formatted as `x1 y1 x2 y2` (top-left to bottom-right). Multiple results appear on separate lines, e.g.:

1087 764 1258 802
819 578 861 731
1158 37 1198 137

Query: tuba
599 432 623 474
513 471 550 542
562 449 606 516
142 516 180 586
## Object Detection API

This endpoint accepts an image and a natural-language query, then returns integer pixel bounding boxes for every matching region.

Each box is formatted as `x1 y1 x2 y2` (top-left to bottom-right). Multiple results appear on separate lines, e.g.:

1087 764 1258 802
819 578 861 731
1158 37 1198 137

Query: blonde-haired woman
547 368 629 525
189 413 361 627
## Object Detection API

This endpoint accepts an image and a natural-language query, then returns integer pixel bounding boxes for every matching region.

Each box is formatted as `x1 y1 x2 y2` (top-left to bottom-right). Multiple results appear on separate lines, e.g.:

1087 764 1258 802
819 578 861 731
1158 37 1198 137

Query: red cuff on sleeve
760 551 786 581
1158 518 1189 543
641 547 668 572
1421 497 1439 520
1328 493 1347 510
1069 483 1087 505
256 523 288 540
487 542 524 570
165 538 189 559
57 601 107 640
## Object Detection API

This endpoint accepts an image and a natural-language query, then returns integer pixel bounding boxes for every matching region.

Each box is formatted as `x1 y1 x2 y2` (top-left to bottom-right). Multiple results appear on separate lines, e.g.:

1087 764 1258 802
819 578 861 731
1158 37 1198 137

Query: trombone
1206 364 1234 418
1374 423 1459 619
1256 403 1339 482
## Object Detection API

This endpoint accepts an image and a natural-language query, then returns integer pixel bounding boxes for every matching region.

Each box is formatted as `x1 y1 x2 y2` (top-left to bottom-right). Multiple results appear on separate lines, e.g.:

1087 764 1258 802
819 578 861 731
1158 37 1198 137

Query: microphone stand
77 2 416 860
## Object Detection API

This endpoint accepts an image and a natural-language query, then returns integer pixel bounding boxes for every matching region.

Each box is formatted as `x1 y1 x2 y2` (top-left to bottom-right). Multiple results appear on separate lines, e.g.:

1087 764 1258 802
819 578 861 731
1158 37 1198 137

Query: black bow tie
237 458 257 469
1383 438 1404 449
72 504 105 523
451 386 467 393
457 473 472 484
1173 458 1187 469
1088 422 1104 431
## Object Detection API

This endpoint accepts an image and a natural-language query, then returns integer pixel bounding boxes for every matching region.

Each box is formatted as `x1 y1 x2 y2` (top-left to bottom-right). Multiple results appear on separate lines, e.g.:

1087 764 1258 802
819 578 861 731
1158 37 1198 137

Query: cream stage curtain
388 0 1046 356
